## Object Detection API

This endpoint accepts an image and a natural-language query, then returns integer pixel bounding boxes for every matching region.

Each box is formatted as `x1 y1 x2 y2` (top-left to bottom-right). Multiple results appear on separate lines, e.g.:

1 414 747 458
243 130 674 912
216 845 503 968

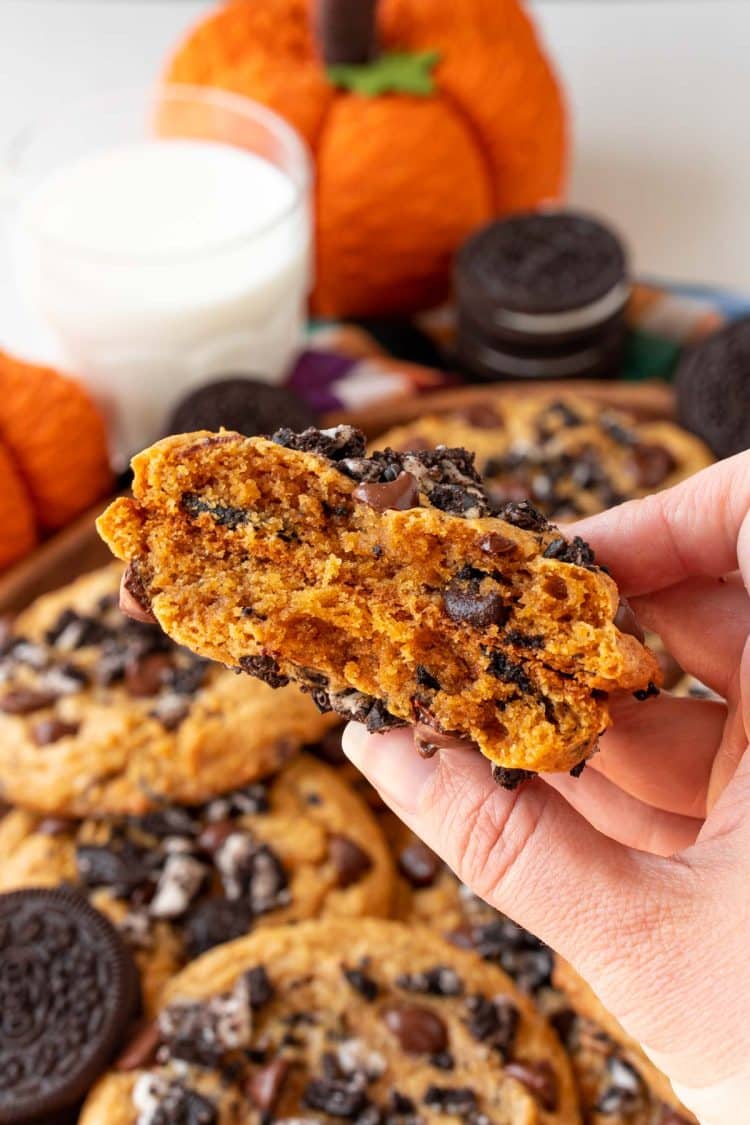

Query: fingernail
342 723 438 816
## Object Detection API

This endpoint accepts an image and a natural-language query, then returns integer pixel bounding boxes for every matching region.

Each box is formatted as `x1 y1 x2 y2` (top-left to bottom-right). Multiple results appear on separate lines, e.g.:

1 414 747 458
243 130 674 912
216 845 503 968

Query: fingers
632 573 750 697
341 723 689 977
543 767 703 855
591 693 726 818
573 451 750 596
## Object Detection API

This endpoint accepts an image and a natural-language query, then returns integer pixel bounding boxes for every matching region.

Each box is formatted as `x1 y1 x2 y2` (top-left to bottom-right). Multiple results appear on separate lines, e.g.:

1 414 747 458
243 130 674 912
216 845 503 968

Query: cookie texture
376 396 713 521
0 754 393 1015
80 918 580 1124
551 959 695 1124
0 564 335 815
97 427 660 779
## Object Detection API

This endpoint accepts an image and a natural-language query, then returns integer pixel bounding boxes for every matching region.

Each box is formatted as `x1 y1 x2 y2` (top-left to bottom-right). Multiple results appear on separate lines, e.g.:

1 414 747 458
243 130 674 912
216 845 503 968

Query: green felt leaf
327 50 440 97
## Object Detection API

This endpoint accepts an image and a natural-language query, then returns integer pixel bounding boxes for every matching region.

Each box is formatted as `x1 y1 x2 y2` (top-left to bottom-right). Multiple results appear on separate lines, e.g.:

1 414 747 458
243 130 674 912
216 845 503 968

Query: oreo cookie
166 377 319 439
0 887 140 1123
675 314 750 458
455 211 629 381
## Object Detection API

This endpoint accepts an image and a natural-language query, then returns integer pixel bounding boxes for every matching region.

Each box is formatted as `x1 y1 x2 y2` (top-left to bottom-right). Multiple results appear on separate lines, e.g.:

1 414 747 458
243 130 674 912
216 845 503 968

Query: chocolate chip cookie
80 918 580 1124
390 822 693 1125
0 754 394 1015
376 396 713 521
549 959 695 1124
0 564 336 815
97 426 660 782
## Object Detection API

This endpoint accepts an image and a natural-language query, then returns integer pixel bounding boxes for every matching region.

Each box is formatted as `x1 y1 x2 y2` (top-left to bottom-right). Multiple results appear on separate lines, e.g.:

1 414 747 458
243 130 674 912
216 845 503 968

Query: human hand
343 450 750 1125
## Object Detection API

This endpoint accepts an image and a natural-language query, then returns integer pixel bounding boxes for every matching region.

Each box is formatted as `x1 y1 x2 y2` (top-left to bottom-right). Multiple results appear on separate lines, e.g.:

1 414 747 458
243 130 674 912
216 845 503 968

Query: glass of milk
5 85 312 464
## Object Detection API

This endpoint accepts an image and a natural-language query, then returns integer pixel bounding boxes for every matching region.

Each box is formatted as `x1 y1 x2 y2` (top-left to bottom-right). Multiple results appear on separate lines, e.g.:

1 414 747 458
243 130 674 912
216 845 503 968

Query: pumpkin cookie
0 754 394 1015
376 396 713 520
98 426 660 783
549 958 695 1124
0 564 336 815
80 918 580 1124
390 821 693 1125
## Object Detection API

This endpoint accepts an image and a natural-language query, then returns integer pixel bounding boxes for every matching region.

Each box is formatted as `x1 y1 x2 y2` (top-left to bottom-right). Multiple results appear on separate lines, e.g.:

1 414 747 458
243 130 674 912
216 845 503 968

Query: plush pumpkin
166 0 567 318
0 351 113 556
0 444 37 572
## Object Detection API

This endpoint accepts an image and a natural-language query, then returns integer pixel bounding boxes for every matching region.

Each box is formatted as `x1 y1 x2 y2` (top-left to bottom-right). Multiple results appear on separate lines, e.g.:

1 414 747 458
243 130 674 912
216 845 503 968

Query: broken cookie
97 427 660 780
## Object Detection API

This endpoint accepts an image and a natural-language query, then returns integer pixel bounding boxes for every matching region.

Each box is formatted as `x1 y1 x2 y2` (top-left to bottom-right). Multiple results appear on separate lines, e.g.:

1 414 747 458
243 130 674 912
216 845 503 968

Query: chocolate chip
396 966 463 996
415 665 441 691
465 995 519 1058
487 651 533 694
0 688 57 715
543 574 568 601
569 760 587 779
491 765 534 790
238 653 290 688
457 404 505 429
631 443 676 488
656 648 684 690
634 680 659 701
614 598 645 643
115 1021 161 1071
382 1005 448 1054
352 471 419 513
443 577 509 629
479 532 516 555
125 652 173 697
247 1057 289 1113
31 718 80 745
329 835 373 888
119 563 157 624
344 967 379 1001
413 723 479 757
424 1087 476 1114
245 965 274 1009
398 841 440 888
504 1059 559 1111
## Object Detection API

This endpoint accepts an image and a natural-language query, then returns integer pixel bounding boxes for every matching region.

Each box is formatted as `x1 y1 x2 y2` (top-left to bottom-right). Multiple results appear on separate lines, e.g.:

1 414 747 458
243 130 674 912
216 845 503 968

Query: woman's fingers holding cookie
543 764 703 855
574 450 750 596
590 693 726 818
342 723 686 979
631 572 750 697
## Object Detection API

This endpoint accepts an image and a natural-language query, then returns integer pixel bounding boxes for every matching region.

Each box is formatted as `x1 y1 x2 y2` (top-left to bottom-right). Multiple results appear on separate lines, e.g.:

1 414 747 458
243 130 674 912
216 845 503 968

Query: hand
343 450 750 1125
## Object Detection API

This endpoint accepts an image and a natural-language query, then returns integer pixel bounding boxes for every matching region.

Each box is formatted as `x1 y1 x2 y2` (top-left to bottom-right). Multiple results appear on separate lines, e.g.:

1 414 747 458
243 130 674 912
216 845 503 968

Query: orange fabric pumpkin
166 0 568 318
0 444 37 571
0 351 113 535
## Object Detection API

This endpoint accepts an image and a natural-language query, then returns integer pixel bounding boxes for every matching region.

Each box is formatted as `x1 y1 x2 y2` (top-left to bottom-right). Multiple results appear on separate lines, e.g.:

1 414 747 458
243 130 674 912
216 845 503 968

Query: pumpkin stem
315 0 379 66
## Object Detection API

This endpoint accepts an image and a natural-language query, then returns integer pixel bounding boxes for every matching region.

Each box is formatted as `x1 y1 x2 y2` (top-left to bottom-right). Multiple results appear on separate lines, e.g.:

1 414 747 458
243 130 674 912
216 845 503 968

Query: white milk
15 140 310 463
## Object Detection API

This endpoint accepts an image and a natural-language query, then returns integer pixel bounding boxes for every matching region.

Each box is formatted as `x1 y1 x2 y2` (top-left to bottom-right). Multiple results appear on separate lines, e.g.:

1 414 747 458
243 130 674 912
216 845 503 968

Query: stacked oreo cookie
455 211 630 381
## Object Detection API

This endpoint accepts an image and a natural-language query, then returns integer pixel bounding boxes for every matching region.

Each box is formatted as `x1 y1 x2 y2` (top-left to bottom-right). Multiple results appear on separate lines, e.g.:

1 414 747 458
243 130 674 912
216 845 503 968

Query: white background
1 0 749 354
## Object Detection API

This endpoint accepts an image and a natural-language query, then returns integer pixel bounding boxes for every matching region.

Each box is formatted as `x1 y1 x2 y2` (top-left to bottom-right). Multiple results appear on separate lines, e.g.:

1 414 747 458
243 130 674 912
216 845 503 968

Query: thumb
342 724 702 1058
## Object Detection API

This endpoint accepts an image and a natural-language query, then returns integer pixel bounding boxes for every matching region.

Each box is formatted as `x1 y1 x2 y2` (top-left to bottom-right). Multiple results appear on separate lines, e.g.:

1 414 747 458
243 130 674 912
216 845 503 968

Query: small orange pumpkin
0 351 113 570
166 0 567 318
0 444 37 572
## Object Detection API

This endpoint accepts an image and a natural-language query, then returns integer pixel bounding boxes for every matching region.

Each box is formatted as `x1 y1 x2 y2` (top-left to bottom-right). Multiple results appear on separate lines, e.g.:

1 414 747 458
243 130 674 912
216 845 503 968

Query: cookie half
0 754 394 1015
80 918 580 1124
0 564 336 815
98 426 660 779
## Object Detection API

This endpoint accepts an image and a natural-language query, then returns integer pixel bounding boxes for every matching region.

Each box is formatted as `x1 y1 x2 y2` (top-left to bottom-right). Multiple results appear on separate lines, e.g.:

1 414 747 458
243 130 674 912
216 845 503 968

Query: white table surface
1 0 749 357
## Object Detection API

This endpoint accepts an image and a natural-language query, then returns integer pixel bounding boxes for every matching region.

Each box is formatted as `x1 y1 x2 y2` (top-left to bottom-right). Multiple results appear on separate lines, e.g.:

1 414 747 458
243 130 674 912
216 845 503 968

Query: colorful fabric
283 281 749 415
